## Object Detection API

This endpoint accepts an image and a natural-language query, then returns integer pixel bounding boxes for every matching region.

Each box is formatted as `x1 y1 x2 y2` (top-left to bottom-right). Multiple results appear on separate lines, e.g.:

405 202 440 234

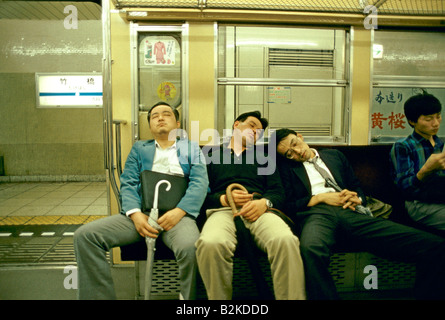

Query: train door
108 23 188 265
130 24 188 142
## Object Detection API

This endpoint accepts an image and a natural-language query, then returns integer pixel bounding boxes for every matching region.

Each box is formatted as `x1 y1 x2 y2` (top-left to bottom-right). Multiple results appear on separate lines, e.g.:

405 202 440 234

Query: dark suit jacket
277 149 367 220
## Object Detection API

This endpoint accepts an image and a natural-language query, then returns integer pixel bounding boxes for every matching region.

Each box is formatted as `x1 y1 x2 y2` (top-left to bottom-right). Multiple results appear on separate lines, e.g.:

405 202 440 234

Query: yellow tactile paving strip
0 215 106 225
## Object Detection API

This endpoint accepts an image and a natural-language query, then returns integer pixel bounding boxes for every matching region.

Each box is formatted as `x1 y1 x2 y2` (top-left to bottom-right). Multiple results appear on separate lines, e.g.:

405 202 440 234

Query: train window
370 87 445 143
217 25 349 144
373 30 445 78
130 24 186 141
371 30 445 143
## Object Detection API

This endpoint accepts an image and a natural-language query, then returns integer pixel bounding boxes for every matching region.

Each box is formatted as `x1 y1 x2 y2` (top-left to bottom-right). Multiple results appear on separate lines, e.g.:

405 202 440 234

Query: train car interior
0 0 444 300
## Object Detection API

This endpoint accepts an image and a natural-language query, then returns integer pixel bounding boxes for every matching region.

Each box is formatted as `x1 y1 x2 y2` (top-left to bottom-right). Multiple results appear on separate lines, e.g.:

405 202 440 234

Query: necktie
309 157 373 217
310 158 339 190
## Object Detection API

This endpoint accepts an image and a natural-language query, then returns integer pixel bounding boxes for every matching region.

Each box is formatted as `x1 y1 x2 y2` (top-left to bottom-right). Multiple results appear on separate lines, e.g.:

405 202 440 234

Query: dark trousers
297 204 445 300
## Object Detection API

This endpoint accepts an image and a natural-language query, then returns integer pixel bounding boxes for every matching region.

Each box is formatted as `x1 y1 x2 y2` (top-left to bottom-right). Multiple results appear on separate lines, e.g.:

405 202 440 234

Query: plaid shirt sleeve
390 140 423 198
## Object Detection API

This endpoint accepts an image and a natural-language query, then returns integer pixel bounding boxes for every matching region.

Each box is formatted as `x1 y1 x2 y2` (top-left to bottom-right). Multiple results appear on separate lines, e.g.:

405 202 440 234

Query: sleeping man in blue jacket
74 102 208 300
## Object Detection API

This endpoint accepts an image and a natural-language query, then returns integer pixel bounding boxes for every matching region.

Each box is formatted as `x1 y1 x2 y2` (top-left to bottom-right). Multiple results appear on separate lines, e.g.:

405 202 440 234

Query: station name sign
36 73 103 108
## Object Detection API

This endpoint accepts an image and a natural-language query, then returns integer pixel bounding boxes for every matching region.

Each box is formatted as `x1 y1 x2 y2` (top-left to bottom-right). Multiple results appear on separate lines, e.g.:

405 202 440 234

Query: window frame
216 24 351 145
370 29 445 144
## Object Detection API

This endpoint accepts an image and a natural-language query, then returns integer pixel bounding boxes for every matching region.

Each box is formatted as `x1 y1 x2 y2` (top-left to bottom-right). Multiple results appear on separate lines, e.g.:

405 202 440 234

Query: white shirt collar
307 148 319 163
155 140 177 150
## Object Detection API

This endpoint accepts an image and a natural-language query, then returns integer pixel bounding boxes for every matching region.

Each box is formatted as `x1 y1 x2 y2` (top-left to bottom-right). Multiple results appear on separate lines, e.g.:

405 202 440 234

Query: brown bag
366 196 393 219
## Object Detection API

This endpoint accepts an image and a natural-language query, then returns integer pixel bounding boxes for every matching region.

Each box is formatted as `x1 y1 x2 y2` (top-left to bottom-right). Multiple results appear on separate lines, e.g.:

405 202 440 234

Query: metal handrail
113 120 127 179
102 0 123 215
217 77 348 87
106 120 127 214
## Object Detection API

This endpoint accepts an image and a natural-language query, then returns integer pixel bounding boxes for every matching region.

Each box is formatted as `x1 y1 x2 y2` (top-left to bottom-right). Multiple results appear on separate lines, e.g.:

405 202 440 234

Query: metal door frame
130 23 189 143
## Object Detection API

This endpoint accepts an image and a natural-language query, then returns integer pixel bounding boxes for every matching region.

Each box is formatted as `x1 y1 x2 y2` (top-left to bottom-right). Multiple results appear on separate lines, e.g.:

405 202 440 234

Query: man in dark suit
272 128 445 300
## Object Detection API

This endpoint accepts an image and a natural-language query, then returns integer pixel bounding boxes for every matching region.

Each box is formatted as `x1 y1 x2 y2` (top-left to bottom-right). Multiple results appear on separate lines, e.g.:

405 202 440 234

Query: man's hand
220 189 253 207
158 208 186 231
235 199 268 222
338 189 362 210
309 189 362 210
417 152 445 181
310 192 346 207
130 211 160 238
230 189 253 207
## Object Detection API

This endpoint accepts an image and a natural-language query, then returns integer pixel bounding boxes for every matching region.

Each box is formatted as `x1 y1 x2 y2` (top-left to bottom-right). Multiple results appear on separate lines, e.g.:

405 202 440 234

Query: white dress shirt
303 149 337 196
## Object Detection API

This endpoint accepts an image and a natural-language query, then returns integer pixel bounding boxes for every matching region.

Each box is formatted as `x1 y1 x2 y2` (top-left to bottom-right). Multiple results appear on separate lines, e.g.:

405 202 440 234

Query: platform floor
0 182 109 272
0 181 108 267
0 181 108 217
0 218 106 264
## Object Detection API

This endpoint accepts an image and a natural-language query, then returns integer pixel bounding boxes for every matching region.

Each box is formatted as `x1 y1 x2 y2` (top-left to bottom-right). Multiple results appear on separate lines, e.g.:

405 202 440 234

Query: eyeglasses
283 137 304 159
284 148 297 159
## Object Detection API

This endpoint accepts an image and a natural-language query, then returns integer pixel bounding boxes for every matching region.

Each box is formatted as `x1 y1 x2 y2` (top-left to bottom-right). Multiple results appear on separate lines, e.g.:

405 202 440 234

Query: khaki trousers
195 208 306 300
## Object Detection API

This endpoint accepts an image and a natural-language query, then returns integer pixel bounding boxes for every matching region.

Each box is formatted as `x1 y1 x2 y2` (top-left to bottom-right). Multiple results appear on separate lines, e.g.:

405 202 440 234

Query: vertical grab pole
102 0 121 214
113 120 127 179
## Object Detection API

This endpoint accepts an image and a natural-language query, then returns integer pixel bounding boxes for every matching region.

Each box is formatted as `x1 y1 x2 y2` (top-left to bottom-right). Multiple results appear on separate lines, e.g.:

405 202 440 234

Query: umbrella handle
226 183 248 216
153 179 171 210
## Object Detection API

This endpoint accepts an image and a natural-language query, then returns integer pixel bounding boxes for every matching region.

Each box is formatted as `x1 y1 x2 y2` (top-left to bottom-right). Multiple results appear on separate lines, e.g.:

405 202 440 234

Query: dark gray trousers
297 204 445 300
74 214 199 300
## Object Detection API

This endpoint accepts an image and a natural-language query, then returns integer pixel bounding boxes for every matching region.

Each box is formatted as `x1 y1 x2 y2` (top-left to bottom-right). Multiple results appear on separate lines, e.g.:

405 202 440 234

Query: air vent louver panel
269 48 334 67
